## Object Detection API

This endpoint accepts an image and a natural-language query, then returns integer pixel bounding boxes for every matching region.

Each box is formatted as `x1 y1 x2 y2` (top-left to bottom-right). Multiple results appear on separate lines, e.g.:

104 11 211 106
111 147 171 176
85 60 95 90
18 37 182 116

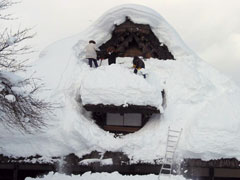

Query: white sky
5 0 240 84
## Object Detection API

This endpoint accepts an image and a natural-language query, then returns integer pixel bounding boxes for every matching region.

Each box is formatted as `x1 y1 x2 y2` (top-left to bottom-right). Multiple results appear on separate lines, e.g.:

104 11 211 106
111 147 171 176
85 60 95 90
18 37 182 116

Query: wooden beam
103 125 141 133
0 163 54 171
83 104 160 114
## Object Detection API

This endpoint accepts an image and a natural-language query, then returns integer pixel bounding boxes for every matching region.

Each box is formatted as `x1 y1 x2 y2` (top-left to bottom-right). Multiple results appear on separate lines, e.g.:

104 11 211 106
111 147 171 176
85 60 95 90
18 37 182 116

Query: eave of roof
83 104 160 114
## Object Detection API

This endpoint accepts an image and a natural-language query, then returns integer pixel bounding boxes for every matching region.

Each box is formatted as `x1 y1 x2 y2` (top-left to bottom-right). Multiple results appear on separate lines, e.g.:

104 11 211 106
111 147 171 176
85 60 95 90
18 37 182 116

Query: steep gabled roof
99 17 174 60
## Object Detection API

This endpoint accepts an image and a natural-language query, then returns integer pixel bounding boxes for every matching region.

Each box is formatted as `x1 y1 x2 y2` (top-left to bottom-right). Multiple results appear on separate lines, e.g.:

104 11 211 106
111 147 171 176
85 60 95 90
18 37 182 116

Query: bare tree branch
0 28 35 72
0 0 53 133
0 76 54 133
0 0 17 20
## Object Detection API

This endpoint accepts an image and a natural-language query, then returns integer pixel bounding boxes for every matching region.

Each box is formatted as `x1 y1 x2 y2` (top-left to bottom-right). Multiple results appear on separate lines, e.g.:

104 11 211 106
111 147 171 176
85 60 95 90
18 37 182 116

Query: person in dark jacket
106 47 117 65
132 56 146 78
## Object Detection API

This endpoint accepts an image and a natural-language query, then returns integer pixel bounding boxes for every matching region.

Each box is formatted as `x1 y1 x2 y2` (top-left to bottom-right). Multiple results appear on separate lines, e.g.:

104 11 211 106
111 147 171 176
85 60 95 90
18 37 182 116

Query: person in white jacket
85 40 99 68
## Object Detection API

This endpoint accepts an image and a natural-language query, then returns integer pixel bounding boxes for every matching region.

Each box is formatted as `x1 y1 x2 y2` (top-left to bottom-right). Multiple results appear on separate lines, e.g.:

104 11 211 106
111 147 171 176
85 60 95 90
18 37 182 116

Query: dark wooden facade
90 111 152 134
1 153 240 180
183 158 240 169
82 90 165 133
85 105 157 134
98 17 174 60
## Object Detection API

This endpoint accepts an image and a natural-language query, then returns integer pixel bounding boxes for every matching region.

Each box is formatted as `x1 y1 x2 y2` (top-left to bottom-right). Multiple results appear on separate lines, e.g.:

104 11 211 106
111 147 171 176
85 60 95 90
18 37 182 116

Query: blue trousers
88 58 98 68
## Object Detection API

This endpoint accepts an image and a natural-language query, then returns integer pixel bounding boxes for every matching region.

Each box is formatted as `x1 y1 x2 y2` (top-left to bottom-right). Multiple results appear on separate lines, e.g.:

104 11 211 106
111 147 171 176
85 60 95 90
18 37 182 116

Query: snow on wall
0 4 240 163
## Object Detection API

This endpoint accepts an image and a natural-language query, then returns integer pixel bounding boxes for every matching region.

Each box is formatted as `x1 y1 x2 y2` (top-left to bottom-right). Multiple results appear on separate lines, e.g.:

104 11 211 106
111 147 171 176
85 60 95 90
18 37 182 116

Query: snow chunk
7 36 17 46
79 158 113 166
80 64 163 108
5 94 16 102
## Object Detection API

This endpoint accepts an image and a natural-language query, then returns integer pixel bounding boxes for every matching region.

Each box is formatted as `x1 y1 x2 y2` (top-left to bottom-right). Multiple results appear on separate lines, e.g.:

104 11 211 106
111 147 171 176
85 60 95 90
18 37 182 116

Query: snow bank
1 4 240 163
80 63 163 109
25 172 189 180
0 71 24 85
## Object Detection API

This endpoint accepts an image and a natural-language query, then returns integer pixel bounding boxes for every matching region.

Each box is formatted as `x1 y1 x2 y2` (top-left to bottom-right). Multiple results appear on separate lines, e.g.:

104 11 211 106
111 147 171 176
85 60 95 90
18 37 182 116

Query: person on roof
132 56 146 78
85 40 99 68
106 47 118 65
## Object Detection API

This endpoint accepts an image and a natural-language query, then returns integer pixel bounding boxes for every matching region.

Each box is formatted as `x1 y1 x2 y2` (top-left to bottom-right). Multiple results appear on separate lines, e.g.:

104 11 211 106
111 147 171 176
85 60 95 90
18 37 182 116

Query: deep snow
80 62 163 109
0 4 240 164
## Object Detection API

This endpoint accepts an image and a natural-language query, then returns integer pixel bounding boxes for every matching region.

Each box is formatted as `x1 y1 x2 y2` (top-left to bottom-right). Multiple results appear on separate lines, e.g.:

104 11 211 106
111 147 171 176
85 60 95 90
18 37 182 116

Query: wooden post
13 164 18 180
209 167 214 180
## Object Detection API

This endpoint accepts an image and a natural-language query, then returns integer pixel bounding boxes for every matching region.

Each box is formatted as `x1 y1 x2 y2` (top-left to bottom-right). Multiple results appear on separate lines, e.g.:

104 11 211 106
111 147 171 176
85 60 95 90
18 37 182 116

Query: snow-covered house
79 59 166 133
80 13 176 133
1 4 240 180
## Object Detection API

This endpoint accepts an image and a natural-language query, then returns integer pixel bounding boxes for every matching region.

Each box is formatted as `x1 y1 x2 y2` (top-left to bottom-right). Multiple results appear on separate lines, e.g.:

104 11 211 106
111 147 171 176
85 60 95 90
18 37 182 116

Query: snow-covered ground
26 172 189 180
1 4 240 163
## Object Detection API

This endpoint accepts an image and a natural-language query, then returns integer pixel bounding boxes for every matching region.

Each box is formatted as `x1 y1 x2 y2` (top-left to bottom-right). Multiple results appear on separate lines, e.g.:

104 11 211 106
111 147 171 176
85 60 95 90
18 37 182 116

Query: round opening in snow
80 64 164 134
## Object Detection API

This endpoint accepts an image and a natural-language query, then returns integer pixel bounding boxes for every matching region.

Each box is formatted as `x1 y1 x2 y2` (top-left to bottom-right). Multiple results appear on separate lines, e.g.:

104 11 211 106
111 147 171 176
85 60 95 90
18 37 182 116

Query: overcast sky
5 0 240 84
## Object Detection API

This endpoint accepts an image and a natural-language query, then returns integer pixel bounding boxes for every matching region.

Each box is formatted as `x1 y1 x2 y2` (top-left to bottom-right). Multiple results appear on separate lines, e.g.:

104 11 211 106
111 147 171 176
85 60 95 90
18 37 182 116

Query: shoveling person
85 40 99 68
106 47 117 65
132 56 146 78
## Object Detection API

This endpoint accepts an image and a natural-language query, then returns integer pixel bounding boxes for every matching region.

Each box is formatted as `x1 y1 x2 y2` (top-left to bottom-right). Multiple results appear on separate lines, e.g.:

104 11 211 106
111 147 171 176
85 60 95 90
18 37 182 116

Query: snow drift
1 4 240 163
80 63 163 109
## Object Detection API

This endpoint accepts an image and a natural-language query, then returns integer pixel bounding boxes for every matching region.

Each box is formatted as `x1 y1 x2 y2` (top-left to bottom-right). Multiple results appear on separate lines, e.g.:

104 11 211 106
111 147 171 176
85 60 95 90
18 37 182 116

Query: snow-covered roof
1 4 240 164
80 63 163 110
73 4 193 60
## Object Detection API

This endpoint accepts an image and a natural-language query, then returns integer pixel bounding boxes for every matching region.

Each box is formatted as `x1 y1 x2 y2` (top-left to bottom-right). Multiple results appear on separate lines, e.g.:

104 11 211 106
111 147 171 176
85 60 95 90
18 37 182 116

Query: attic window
106 113 142 126
90 111 154 134
104 113 143 133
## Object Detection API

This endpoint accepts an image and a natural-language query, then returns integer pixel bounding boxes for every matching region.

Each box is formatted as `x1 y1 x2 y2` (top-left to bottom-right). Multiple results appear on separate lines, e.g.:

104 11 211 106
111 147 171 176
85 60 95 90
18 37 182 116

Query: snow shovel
99 59 103 66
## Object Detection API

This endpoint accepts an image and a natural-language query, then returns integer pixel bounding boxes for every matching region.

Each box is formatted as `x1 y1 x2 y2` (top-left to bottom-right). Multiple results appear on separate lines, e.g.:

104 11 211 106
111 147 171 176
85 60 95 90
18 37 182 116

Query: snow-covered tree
0 0 52 133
